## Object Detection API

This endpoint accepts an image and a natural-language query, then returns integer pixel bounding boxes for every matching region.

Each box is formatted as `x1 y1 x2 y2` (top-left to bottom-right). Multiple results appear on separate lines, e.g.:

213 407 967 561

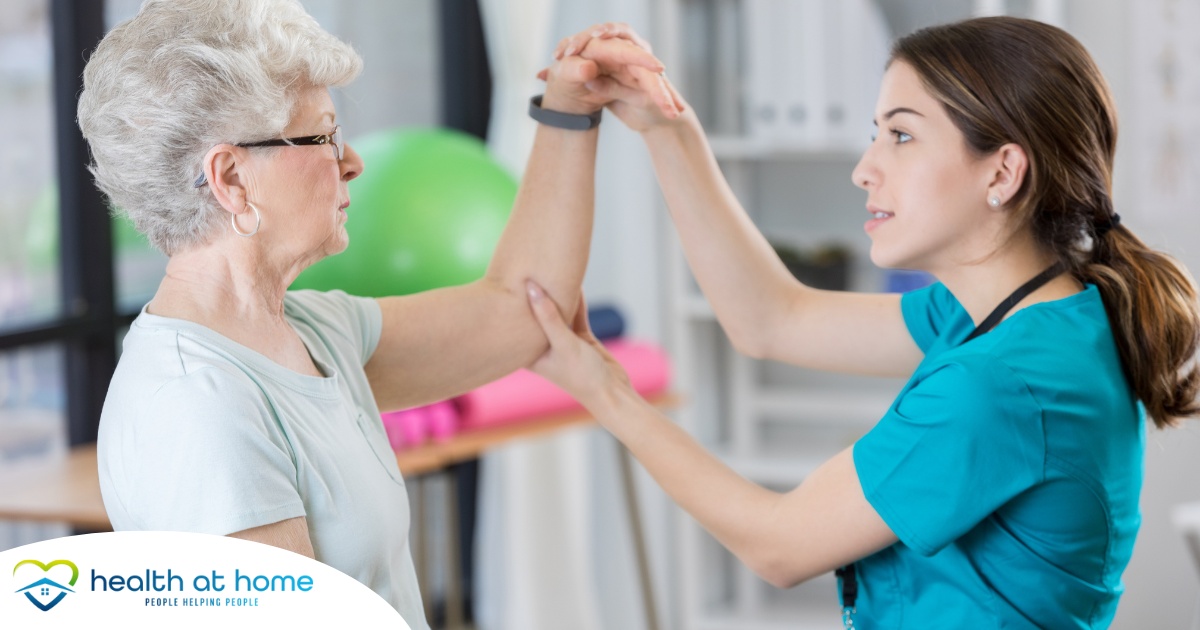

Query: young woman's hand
553 21 656 61
539 33 668 116
540 24 688 131
525 280 632 416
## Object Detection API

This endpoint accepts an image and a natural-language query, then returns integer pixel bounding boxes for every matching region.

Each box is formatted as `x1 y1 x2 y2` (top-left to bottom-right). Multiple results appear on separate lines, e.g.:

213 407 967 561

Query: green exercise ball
291 128 518 297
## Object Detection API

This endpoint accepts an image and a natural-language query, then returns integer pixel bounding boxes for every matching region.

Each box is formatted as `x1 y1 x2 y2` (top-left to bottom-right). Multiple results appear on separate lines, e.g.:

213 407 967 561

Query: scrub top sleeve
853 357 1046 556
900 282 964 353
120 367 306 535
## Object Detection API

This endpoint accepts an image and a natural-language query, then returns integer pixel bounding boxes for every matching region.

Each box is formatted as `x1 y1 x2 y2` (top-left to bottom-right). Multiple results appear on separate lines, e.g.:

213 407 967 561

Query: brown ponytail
1084 227 1200 426
893 17 1200 428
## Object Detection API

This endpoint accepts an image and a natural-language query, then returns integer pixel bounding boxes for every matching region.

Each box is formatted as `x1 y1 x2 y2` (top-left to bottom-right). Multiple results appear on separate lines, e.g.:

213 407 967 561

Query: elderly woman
78 0 669 626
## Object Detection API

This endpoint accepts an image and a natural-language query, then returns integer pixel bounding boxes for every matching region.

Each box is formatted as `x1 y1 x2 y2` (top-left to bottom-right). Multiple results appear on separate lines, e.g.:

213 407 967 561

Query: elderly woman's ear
202 144 252 215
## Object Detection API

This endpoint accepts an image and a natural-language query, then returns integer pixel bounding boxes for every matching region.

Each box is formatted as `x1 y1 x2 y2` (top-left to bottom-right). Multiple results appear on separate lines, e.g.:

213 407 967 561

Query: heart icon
13 559 79 612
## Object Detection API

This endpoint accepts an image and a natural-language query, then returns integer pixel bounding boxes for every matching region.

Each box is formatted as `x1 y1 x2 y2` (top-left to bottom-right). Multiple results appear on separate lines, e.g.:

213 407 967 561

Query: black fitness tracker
528 95 602 131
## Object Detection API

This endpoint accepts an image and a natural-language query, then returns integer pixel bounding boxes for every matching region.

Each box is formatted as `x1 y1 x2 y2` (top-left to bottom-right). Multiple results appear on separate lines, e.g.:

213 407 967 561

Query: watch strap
528 95 602 130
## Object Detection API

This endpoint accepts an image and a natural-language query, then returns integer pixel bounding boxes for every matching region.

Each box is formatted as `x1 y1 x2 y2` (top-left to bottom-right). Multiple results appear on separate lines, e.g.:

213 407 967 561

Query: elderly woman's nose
342 143 364 181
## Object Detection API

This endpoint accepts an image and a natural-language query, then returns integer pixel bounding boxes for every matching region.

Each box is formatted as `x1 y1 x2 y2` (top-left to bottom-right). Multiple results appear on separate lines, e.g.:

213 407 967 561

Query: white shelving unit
654 0 1067 628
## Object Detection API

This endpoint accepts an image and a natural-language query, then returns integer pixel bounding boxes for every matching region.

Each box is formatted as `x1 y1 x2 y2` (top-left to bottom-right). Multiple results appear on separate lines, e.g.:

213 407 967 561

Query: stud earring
989 196 1001 207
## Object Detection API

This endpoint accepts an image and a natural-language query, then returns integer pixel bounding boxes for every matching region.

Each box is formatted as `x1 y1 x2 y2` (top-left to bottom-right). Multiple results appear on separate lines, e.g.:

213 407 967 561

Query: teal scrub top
849 282 1143 629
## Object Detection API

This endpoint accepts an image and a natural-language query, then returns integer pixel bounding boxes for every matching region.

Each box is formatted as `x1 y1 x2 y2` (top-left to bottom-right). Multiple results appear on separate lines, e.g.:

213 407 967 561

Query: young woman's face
851 61 1002 273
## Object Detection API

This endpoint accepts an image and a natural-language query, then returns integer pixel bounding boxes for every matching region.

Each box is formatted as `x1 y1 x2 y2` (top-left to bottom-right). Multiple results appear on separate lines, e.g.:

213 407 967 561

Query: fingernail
564 45 576 57
526 280 542 302
591 30 603 37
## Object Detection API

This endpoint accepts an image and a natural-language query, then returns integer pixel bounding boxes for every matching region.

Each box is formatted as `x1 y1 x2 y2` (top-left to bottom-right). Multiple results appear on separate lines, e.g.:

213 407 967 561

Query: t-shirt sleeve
116 367 305 535
900 282 964 353
853 357 1045 556
285 289 383 364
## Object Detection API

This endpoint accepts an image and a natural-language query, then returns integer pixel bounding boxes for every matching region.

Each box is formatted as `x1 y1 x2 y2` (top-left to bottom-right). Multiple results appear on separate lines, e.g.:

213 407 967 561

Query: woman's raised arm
566 26 922 377
364 39 675 411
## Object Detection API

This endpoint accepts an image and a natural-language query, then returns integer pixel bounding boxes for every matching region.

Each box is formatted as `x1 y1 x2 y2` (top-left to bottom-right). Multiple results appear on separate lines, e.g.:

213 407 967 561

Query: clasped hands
539 22 687 132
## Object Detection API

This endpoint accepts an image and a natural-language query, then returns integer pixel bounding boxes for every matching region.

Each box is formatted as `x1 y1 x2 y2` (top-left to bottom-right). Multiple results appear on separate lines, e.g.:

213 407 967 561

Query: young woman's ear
984 143 1029 208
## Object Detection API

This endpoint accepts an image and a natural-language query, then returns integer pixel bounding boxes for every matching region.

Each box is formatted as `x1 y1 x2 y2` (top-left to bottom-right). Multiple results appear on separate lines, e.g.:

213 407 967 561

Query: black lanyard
837 260 1066 629
960 261 1067 343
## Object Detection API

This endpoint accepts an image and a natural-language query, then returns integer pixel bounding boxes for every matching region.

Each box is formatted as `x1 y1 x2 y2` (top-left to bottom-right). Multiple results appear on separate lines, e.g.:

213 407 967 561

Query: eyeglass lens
332 126 343 161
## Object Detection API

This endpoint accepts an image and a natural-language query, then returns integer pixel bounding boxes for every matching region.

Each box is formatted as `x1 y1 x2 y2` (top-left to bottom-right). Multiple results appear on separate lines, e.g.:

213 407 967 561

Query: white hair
77 0 362 255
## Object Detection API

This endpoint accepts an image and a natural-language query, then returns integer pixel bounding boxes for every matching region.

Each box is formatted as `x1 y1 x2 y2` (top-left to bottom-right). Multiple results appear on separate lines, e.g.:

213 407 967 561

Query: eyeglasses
193 125 344 188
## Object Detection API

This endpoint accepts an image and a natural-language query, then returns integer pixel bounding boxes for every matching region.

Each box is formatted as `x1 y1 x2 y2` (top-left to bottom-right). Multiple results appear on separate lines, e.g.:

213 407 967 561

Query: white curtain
478 0 552 182
474 1 671 629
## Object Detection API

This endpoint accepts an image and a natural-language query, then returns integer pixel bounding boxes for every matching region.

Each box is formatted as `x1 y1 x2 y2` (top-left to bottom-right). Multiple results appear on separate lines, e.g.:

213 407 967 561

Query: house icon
15 576 75 611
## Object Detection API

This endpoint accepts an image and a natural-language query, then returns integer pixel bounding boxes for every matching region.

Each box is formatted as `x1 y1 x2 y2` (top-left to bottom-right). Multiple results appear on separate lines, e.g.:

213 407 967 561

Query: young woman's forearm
593 385 891 587
641 113 800 356
595 385 790 582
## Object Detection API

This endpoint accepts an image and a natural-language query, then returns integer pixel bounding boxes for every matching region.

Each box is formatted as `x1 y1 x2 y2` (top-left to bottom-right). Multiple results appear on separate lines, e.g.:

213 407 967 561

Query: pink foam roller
379 411 403 450
456 339 671 430
607 339 672 397
425 401 459 442
381 407 428 450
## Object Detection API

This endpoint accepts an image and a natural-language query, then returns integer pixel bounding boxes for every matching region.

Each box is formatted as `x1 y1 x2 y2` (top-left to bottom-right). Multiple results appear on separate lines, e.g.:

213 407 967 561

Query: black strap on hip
836 564 858 628
837 260 1066 628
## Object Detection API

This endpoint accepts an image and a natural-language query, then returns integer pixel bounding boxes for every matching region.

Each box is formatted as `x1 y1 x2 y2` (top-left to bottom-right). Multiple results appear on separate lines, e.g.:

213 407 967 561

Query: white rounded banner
0 531 408 628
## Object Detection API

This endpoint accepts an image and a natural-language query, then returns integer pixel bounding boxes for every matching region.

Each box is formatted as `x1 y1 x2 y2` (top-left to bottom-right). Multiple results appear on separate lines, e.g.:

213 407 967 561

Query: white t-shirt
98 289 428 629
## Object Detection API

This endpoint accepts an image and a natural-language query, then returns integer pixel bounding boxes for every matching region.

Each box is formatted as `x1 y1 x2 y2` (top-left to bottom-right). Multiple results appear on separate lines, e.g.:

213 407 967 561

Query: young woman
531 17 1200 628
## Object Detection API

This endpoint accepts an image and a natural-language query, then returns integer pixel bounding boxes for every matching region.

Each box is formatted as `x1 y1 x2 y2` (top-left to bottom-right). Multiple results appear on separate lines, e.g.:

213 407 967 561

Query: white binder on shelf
740 0 893 154
711 0 742 135
835 0 893 150
777 0 817 147
818 0 848 149
742 0 785 143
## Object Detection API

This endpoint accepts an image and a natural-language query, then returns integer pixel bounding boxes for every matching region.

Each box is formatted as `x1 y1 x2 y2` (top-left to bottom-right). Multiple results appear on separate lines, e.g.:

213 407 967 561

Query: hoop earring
232 202 261 237
989 196 1001 207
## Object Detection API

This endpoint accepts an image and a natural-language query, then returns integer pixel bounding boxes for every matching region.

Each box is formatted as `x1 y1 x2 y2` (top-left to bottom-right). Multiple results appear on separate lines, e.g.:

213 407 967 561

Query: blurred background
1 0 1197 628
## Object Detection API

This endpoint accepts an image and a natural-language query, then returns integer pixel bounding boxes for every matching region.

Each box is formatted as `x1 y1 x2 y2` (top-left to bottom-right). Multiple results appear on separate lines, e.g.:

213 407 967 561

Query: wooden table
0 444 110 530
395 402 628 477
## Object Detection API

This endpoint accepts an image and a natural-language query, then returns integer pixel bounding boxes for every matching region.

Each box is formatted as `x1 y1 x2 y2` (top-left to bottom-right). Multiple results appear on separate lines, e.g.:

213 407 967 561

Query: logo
13 559 79 611
0 533 405 625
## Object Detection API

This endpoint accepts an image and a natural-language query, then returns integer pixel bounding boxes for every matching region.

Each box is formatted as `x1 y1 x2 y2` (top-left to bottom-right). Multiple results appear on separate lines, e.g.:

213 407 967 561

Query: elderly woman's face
244 85 362 265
